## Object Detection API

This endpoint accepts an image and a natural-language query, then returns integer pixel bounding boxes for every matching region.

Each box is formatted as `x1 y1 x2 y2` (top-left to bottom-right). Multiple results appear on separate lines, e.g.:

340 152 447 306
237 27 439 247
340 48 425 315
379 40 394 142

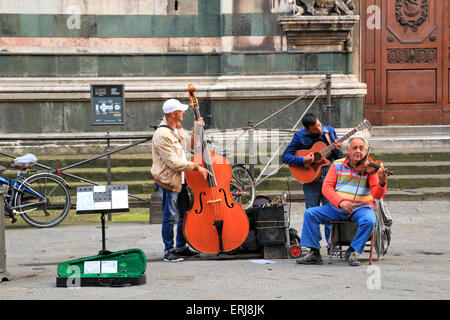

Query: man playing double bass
151 99 211 262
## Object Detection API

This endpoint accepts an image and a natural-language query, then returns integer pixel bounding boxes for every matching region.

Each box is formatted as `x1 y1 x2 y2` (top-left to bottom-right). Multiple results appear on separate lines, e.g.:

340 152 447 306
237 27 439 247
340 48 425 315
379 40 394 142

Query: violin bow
351 147 371 205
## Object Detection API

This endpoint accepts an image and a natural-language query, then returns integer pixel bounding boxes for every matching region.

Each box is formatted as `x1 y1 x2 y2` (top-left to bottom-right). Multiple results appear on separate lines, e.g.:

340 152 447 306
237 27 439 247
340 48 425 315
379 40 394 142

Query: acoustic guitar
289 119 371 183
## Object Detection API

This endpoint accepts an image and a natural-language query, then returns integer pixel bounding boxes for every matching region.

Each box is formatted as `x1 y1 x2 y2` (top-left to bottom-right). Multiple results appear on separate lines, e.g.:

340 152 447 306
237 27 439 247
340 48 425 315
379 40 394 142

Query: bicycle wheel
230 165 255 210
15 173 71 228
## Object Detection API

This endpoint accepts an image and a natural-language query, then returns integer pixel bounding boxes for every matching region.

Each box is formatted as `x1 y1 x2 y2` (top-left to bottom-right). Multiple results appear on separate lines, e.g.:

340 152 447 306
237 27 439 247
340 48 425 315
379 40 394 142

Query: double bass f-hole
195 191 206 214
219 188 234 208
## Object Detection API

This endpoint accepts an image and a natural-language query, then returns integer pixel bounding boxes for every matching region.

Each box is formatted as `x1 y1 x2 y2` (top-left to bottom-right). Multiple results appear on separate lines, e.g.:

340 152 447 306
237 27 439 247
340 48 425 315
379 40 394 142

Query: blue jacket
281 124 342 167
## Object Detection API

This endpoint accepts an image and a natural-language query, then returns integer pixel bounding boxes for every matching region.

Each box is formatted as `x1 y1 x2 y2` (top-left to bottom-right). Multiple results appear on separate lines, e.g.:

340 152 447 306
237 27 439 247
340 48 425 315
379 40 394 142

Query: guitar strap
323 132 332 145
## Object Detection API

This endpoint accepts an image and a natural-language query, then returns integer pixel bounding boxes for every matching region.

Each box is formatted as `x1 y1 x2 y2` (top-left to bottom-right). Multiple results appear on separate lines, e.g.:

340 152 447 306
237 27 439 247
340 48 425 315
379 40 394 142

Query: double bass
183 84 249 254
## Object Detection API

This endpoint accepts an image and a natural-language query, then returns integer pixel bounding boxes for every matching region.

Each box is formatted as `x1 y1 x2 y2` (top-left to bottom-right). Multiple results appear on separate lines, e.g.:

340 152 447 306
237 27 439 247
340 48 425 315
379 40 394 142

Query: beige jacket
151 117 198 192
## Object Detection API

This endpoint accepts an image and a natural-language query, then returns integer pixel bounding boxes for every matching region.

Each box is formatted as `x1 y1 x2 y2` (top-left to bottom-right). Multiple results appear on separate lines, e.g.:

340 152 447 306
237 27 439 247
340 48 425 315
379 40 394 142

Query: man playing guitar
281 113 343 252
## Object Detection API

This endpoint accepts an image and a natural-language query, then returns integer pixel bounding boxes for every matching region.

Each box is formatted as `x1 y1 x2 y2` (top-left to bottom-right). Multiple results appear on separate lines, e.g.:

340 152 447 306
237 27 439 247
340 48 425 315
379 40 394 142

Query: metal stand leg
1 189 11 282
99 212 111 255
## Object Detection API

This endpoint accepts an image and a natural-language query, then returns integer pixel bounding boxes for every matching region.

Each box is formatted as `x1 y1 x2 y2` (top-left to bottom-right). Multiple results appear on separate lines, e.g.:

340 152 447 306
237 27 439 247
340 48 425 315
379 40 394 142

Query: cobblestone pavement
1 201 449 301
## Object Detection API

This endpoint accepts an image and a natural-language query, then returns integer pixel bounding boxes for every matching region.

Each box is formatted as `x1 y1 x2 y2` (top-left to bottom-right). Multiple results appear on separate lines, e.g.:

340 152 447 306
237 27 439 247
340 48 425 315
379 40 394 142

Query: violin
183 84 249 254
354 156 394 176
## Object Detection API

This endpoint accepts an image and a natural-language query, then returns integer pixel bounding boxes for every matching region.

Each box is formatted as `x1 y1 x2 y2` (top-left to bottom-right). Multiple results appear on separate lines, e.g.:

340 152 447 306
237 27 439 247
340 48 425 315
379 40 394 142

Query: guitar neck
338 127 358 144
320 127 358 157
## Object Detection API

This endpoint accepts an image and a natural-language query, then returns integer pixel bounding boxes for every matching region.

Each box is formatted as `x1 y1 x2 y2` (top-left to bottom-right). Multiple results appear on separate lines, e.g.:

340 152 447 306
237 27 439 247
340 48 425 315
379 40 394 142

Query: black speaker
241 229 260 251
254 206 287 246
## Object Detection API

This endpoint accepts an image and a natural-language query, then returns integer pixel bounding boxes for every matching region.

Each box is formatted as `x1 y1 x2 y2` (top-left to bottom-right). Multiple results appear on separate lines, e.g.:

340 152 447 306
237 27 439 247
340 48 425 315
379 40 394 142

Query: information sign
91 84 125 126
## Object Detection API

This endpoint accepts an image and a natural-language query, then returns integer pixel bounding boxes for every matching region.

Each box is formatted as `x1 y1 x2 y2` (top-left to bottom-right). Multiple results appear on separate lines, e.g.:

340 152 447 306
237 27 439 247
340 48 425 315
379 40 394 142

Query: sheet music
111 189 128 210
93 201 111 210
94 185 106 193
76 191 94 211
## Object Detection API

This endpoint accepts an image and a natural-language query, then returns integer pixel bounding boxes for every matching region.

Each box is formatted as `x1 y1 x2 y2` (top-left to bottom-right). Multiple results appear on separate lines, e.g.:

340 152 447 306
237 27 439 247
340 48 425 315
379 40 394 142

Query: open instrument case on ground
56 248 146 287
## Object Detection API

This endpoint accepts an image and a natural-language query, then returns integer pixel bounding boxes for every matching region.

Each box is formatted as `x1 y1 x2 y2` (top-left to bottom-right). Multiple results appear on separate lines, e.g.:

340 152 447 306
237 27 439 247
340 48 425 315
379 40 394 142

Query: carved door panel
362 0 448 125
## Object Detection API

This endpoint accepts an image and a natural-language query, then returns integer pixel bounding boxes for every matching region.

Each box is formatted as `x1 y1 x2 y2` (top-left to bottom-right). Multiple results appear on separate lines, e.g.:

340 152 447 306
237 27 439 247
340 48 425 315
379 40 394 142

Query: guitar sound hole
313 153 322 162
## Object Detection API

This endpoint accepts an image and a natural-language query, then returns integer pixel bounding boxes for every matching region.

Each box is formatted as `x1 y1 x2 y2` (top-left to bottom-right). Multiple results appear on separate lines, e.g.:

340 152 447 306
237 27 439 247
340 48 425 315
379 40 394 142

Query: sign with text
91 84 125 126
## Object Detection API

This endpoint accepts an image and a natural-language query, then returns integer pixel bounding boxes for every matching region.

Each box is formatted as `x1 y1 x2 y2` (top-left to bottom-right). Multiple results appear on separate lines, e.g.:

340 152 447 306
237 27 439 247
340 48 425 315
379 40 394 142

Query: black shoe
296 250 323 265
344 250 360 266
176 246 200 257
164 249 184 262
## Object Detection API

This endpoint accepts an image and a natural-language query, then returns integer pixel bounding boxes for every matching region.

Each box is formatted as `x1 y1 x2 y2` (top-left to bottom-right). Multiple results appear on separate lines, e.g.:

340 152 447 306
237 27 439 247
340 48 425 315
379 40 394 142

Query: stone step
3 161 449 187
253 174 450 190
2 150 449 171
59 172 450 196
258 187 450 202
1 125 449 202
367 135 450 153
252 161 450 177
369 125 450 136
2 125 450 156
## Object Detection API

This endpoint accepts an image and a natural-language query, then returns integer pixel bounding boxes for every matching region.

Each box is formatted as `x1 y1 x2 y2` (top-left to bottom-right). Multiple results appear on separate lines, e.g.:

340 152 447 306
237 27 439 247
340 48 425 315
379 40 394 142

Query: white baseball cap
162 99 189 113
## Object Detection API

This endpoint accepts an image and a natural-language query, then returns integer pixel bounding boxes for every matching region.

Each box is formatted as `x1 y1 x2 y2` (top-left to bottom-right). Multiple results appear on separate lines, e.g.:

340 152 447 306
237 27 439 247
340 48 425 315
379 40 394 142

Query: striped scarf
333 158 373 206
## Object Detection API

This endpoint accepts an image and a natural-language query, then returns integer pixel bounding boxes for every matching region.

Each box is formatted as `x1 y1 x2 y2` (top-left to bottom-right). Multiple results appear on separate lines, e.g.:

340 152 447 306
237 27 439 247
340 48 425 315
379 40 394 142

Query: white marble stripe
0 0 198 15
0 0 291 15
0 36 284 54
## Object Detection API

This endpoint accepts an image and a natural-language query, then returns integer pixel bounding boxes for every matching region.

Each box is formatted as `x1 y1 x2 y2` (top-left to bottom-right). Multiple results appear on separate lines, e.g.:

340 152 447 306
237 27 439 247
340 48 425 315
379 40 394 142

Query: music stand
76 185 129 255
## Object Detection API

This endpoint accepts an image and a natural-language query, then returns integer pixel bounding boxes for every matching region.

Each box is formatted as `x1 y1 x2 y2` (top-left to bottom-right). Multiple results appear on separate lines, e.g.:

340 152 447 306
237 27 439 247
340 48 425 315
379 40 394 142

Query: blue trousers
157 184 187 253
300 204 376 254
303 173 331 246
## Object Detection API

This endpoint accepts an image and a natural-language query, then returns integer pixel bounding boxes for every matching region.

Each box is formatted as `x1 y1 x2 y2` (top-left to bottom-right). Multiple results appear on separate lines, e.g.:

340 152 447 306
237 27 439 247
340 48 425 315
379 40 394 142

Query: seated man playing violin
296 136 388 266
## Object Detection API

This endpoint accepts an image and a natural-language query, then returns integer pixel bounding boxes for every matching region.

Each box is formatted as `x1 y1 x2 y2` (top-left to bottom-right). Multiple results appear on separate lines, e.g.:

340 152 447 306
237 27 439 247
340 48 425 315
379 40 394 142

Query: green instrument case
56 248 146 287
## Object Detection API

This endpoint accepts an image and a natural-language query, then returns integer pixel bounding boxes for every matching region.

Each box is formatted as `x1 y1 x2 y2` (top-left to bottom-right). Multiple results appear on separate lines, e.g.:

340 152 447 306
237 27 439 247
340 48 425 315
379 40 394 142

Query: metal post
1 187 10 282
99 212 110 255
106 132 112 221
248 120 255 178
326 73 332 126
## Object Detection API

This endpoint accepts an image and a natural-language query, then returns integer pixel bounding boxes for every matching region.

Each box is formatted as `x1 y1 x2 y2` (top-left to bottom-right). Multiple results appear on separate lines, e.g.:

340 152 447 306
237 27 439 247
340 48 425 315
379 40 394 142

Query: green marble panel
97 56 122 76
122 56 144 76
166 55 188 75
143 56 167 75
0 14 20 36
56 56 80 76
26 55 56 76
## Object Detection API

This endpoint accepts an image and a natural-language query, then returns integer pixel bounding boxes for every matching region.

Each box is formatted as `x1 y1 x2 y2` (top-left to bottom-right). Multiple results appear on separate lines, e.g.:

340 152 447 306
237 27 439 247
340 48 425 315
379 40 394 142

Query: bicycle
213 148 256 210
0 156 71 228
230 164 255 210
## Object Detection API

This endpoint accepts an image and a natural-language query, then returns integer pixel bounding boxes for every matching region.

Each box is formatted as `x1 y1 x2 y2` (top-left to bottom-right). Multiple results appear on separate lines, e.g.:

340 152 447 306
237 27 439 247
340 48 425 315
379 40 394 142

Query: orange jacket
322 157 387 210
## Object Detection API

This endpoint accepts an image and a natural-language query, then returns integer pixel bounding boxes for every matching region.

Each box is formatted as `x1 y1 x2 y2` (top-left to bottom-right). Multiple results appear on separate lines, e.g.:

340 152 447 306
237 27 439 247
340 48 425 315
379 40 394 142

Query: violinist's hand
334 139 343 151
198 166 212 180
378 162 387 186
303 152 314 166
339 200 354 215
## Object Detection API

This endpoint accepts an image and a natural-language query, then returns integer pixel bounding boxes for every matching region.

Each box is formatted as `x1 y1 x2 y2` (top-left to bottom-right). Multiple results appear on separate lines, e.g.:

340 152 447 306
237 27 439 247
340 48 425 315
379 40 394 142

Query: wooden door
362 0 449 125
